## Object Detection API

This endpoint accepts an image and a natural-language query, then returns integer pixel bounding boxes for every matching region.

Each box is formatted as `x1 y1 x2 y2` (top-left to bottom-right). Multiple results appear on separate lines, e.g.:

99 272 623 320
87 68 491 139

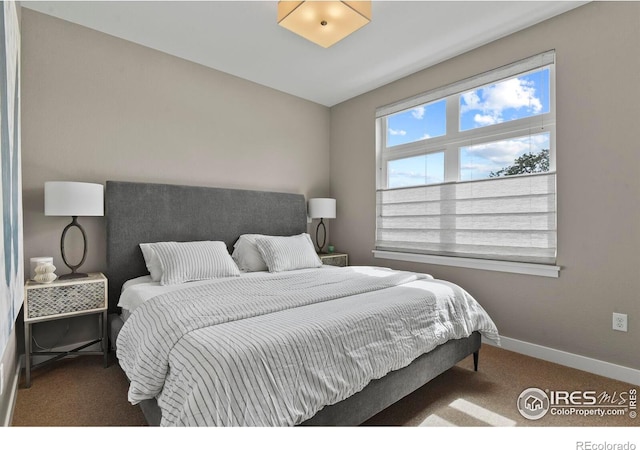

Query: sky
386 67 551 188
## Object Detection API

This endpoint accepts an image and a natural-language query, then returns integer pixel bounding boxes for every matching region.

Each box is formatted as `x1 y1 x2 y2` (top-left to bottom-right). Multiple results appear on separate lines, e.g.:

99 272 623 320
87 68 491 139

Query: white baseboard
483 335 640 386
1 358 20 427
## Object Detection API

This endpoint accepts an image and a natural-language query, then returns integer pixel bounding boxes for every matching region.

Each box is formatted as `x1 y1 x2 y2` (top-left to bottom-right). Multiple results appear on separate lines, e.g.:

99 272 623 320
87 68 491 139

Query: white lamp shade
45 181 104 216
308 198 336 219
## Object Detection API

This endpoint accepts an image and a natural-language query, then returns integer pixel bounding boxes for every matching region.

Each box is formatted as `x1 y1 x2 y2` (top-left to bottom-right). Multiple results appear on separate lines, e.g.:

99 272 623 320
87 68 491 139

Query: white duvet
116 266 499 426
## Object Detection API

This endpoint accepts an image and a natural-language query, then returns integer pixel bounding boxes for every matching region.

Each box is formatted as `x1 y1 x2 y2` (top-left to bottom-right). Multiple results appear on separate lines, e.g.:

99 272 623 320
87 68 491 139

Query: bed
105 180 499 426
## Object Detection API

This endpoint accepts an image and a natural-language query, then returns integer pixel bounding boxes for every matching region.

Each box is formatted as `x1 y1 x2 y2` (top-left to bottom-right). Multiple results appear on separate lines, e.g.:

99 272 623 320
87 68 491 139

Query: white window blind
376 172 556 264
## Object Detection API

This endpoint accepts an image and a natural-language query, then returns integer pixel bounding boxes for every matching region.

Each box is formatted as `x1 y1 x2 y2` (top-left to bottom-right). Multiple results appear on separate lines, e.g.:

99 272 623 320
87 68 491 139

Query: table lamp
44 181 104 279
308 198 336 253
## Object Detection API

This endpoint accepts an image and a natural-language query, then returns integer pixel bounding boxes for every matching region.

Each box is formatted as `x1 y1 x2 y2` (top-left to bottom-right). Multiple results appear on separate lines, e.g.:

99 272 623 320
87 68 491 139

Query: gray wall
19 9 330 349
330 1 640 370
21 8 330 277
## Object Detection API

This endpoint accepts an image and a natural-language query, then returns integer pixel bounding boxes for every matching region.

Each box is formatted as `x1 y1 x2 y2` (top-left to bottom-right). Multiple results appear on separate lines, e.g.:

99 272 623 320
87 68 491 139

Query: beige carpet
11 345 639 427
364 345 638 427
12 354 146 427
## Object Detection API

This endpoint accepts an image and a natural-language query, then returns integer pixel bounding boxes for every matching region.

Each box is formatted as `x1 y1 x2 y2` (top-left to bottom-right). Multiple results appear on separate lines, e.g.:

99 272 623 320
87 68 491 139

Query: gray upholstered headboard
105 181 307 311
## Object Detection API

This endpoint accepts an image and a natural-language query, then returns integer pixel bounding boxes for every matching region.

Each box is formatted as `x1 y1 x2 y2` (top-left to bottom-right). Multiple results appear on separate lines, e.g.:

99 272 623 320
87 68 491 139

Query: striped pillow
139 243 163 282
232 234 269 272
255 233 322 273
150 241 241 285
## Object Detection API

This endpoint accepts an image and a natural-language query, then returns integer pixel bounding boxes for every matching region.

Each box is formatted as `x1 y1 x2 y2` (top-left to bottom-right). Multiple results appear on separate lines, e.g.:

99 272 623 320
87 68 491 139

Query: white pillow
232 234 269 272
254 233 322 273
139 243 163 282
150 241 241 285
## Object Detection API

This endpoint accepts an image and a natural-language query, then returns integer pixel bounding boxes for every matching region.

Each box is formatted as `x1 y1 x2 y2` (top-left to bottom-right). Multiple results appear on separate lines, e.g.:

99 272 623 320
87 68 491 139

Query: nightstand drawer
25 273 107 320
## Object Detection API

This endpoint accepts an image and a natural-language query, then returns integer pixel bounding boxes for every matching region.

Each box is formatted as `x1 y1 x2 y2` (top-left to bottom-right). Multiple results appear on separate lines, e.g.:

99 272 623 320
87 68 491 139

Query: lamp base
60 216 89 281
315 218 327 253
58 272 89 280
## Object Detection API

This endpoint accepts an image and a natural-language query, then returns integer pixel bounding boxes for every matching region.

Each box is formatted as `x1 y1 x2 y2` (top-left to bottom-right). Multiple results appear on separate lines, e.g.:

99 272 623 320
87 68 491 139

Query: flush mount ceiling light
277 1 372 48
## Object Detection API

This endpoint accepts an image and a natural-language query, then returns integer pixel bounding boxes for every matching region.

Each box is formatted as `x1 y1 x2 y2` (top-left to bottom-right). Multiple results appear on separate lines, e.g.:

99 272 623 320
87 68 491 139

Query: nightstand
319 252 348 267
23 272 108 388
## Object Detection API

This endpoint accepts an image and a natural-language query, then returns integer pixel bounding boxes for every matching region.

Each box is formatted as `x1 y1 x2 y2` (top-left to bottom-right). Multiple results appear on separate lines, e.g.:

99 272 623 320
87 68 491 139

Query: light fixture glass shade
278 1 371 48
308 198 336 219
45 182 104 217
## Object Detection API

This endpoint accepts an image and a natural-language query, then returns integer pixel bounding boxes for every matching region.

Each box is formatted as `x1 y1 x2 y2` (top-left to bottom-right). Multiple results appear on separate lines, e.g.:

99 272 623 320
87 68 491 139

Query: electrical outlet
612 313 628 332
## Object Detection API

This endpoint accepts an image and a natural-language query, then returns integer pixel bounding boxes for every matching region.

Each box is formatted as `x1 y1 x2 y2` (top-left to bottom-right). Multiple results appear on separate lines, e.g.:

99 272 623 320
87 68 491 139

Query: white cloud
461 77 543 126
388 168 443 187
460 162 497 173
389 128 407 136
388 168 425 187
420 133 431 140
389 168 424 178
473 114 498 126
462 134 549 166
411 106 425 120
461 91 481 110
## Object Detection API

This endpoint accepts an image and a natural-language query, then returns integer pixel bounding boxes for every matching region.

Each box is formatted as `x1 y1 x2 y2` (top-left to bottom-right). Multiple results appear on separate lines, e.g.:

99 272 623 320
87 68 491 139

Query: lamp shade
308 198 336 219
45 182 104 217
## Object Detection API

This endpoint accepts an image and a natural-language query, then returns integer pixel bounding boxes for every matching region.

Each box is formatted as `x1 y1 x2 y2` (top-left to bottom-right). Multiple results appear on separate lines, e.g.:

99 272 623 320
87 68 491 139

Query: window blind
375 172 556 264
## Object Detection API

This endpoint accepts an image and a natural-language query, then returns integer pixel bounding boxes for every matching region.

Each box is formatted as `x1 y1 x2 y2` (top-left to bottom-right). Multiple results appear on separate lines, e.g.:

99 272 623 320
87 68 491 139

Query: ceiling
22 1 587 107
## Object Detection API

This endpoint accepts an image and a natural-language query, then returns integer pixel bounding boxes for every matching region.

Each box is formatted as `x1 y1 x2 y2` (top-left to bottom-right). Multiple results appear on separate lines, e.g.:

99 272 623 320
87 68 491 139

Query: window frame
374 51 560 277
379 63 556 190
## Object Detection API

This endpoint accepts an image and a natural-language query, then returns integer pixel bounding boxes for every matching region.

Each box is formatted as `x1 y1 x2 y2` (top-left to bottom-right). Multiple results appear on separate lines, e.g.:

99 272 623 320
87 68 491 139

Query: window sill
372 250 560 278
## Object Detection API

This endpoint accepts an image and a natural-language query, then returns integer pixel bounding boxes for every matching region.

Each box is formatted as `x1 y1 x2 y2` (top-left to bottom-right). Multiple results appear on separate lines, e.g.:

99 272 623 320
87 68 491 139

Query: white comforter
116 266 499 426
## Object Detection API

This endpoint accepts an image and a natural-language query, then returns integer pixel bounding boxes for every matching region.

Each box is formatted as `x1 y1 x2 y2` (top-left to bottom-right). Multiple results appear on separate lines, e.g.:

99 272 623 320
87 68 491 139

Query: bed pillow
150 241 241 285
255 233 322 273
232 234 269 272
139 243 163 282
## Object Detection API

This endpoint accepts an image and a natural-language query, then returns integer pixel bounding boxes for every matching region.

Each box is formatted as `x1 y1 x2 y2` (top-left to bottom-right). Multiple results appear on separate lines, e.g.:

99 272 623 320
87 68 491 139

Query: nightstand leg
102 310 108 368
24 322 31 388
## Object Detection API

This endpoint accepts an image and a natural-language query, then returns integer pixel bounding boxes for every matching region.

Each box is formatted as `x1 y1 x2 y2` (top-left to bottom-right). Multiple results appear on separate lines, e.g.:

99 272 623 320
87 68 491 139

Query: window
375 51 557 274
387 152 444 188
386 99 446 147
